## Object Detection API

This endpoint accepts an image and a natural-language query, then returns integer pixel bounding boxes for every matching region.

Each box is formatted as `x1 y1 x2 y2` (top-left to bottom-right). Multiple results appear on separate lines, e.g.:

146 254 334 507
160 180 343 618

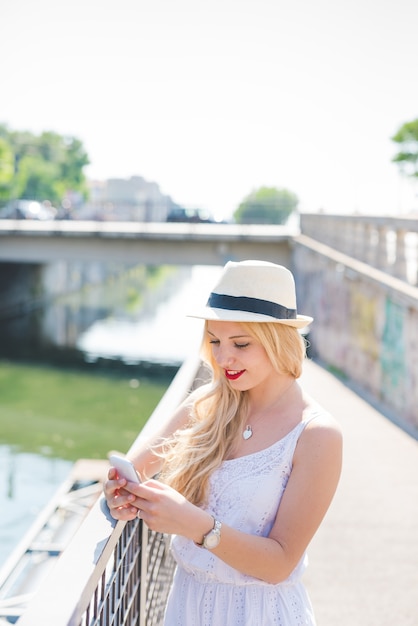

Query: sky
1 0 418 220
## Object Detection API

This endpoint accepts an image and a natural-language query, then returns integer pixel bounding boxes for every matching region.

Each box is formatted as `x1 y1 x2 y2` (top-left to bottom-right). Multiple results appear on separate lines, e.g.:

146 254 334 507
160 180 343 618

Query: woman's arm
211 417 343 583
124 415 342 583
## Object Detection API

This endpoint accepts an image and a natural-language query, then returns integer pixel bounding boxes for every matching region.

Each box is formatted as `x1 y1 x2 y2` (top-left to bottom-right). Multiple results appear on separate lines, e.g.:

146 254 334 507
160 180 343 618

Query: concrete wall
293 234 418 435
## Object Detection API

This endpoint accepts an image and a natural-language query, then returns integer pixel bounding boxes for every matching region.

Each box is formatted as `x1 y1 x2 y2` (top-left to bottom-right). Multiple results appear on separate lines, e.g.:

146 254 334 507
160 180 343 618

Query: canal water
76 264 221 365
0 263 222 568
0 448 72 567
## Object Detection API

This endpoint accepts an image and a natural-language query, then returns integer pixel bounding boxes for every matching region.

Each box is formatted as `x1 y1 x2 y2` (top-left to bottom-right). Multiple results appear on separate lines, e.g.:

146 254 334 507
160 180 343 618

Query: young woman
103 260 343 625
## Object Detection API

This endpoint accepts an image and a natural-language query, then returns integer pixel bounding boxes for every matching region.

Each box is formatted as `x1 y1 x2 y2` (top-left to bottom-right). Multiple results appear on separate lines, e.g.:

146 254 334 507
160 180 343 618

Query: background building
82 175 175 221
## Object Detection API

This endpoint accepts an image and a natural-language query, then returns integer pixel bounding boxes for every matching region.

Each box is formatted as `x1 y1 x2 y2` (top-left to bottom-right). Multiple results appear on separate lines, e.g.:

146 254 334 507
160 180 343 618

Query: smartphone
109 454 141 483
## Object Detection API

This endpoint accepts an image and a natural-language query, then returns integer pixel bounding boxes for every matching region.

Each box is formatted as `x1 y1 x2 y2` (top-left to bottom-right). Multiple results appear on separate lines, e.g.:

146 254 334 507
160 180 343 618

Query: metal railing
18 352 204 626
72 517 175 626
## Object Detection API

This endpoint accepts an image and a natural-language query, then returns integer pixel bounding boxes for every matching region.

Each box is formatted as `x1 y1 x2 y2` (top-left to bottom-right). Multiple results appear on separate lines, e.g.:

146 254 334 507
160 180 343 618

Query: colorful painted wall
293 242 418 433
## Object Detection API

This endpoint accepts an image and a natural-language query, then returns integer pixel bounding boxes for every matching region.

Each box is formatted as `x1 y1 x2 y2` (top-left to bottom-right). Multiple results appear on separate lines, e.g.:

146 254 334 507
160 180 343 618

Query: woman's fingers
103 475 139 519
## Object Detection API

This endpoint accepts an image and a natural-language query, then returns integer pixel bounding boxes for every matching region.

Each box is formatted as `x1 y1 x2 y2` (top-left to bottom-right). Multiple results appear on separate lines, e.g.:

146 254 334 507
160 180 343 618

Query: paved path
301 359 418 626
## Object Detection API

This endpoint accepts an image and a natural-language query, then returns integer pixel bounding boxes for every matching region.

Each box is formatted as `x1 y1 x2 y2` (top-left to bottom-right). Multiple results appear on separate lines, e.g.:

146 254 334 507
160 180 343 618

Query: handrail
299 213 418 285
18 351 204 626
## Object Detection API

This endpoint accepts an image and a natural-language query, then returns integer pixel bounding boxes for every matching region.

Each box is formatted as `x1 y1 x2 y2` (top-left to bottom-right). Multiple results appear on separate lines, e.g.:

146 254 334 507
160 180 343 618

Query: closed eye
208 340 249 349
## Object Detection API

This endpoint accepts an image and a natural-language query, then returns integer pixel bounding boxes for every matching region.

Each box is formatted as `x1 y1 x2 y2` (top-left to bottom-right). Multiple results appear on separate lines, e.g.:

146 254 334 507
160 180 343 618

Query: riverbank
0 359 173 461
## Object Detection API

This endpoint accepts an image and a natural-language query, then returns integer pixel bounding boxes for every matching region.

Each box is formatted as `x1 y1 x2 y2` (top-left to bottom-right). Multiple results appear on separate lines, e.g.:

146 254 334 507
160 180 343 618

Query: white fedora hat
187 260 313 329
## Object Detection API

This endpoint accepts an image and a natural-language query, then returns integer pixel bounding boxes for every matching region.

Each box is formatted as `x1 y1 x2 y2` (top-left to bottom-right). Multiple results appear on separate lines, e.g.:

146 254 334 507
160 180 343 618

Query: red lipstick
225 369 245 380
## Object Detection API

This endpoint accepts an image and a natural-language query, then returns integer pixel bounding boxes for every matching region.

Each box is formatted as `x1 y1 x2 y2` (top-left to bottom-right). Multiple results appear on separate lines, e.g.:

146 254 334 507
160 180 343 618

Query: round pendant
243 425 253 440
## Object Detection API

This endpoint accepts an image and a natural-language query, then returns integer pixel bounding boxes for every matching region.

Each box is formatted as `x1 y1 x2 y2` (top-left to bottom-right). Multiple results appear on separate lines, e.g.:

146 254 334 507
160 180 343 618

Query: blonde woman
104 260 342 626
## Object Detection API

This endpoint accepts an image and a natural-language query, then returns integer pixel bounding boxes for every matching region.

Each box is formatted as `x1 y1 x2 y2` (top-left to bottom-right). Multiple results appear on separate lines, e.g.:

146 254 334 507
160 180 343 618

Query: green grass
0 360 172 461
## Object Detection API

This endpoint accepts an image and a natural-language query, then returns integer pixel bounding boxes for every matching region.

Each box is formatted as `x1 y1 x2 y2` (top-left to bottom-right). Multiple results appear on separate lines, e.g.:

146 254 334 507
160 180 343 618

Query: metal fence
75 517 176 626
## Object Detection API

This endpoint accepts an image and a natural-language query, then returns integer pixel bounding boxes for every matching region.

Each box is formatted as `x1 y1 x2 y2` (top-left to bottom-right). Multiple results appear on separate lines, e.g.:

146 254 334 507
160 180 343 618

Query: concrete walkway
300 359 418 626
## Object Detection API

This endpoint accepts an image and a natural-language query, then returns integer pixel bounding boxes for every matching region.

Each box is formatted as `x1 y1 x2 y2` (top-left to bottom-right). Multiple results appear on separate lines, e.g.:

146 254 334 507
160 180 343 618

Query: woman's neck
246 376 298 417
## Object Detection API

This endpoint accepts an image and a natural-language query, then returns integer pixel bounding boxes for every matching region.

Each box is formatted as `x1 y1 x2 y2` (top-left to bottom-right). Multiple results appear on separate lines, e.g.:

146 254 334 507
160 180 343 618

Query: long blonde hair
158 321 306 506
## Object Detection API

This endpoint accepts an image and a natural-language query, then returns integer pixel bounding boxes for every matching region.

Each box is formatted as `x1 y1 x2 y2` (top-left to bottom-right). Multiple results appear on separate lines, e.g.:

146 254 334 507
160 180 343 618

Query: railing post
376 224 388 270
394 228 407 281
353 220 365 261
140 521 148 626
364 223 375 265
412 233 418 285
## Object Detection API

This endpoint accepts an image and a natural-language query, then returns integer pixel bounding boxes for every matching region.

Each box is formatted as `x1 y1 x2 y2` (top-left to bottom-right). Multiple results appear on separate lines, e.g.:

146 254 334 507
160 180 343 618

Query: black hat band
207 293 297 320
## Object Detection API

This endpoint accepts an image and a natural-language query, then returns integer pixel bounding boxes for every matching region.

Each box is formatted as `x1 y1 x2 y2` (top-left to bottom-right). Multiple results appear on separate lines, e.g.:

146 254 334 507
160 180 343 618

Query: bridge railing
300 213 418 285
18 351 205 626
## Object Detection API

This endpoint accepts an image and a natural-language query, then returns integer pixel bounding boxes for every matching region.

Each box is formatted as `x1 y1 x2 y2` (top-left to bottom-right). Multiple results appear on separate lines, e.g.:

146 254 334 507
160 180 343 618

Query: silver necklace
242 381 295 440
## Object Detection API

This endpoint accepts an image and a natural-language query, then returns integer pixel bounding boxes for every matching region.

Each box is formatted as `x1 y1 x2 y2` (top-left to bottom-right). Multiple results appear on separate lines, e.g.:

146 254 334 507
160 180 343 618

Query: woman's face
206 320 276 391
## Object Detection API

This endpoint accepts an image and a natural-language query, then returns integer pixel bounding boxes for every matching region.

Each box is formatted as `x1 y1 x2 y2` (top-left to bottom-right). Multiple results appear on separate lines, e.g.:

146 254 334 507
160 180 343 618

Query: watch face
204 531 220 549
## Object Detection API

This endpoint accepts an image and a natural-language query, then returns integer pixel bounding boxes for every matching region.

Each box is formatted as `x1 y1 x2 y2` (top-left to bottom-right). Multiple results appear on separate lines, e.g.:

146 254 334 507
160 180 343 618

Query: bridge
1 212 418 625
0 219 295 266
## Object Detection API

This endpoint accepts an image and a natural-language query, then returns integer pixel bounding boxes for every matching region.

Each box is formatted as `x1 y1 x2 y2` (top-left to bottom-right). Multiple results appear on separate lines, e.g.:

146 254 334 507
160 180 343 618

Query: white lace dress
164 409 322 626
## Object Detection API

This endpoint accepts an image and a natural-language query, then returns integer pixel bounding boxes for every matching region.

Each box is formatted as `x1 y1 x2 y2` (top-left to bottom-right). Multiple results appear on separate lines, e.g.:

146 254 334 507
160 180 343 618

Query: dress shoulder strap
301 403 330 430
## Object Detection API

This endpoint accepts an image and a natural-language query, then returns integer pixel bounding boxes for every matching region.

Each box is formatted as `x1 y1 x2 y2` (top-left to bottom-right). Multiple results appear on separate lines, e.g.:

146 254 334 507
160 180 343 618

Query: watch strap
195 517 222 549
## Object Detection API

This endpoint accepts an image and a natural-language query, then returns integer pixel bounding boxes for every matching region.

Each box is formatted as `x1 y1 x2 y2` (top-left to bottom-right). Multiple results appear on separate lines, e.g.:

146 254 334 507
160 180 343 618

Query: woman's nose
215 347 234 368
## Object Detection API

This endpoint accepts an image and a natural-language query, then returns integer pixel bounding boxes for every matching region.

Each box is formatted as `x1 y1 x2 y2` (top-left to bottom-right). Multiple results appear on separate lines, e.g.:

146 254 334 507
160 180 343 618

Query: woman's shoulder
293 399 343 472
302 399 343 442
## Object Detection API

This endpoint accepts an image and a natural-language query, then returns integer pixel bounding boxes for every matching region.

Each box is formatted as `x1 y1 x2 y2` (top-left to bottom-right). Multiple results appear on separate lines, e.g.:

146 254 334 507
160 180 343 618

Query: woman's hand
103 466 140 521
122 479 214 541
104 468 213 540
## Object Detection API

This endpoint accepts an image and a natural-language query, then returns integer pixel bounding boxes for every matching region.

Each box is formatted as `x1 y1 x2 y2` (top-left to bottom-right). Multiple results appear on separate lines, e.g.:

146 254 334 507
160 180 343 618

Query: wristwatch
199 518 222 549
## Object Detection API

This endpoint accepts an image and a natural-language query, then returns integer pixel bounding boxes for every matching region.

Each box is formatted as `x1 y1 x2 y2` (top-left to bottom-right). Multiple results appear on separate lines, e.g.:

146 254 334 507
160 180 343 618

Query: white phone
109 454 141 483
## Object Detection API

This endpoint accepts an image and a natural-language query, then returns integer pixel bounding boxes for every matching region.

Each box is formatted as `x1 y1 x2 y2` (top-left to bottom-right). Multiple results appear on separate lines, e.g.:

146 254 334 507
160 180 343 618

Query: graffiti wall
293 243 418 432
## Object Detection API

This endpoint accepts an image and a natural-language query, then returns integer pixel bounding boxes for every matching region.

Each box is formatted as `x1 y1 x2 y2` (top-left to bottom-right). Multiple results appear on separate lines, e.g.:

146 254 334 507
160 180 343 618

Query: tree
233 186 298 225
391 118 418 178
0 124 90 206
14 155 60 201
